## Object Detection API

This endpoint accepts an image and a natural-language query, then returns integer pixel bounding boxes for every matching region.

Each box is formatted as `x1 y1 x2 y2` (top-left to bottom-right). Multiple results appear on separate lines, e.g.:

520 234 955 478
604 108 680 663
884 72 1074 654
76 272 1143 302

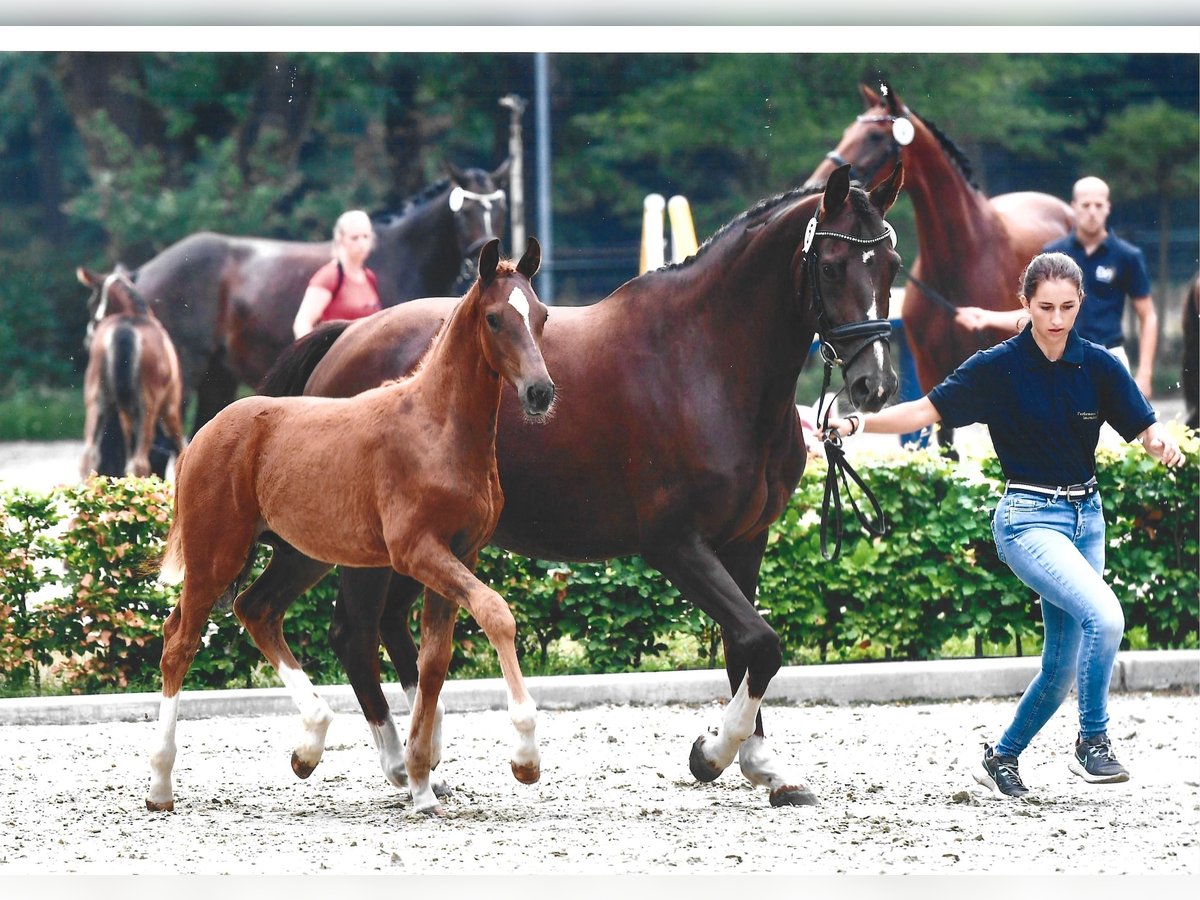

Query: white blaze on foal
509 287 533 337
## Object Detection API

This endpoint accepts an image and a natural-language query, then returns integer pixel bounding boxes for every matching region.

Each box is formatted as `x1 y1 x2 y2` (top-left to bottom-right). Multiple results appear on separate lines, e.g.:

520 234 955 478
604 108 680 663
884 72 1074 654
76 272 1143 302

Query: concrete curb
2 649 1195 727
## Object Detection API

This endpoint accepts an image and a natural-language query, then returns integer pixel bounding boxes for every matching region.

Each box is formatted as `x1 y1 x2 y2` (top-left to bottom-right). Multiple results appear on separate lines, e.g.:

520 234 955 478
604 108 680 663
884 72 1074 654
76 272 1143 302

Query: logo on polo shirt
1095 265 1116 284
1077 411 1099 421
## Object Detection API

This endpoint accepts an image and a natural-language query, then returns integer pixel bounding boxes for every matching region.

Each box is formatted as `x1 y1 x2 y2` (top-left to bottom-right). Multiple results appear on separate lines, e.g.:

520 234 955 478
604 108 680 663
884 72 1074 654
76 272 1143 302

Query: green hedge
2 427 1196 695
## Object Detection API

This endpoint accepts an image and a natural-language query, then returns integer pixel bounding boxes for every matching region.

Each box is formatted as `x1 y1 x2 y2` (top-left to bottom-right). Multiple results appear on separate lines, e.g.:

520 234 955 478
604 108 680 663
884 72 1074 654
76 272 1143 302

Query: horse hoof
511 761 541 785
769 784 819 807
433 780 453 799
689 735 723 783
145 798 174 812
291 752 318 780
415 804 446 818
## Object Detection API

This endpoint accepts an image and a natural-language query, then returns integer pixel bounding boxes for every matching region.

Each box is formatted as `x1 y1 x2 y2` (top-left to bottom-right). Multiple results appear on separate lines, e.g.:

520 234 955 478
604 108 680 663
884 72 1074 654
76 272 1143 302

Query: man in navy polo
1044 176 1156 397
954 177 1157 398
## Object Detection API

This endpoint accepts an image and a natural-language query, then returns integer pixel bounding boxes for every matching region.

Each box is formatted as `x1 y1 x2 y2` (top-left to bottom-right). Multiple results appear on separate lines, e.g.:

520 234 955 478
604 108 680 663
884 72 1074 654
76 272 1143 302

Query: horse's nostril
526 383 554 413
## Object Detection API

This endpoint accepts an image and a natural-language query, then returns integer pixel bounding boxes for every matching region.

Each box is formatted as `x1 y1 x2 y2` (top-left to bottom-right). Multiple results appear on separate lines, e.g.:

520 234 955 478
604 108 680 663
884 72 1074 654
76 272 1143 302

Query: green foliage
1081 99 1200 201
2 431 1195 697
0 385 84 441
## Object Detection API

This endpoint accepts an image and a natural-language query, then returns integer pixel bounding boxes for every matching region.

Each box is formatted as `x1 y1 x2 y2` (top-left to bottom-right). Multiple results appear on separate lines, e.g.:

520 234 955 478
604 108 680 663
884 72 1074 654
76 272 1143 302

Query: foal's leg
234 540 335 778
79 389 104 479
407 544 539 790
405 589 458 815
147 528 258 811
718 535 816 807
375 576 451 797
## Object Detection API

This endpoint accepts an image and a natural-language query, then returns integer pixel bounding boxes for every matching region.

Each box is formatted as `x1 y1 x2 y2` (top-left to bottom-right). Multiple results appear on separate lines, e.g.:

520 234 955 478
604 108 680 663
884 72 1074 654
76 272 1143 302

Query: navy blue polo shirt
928 325 1155 485
1043 231 1152 348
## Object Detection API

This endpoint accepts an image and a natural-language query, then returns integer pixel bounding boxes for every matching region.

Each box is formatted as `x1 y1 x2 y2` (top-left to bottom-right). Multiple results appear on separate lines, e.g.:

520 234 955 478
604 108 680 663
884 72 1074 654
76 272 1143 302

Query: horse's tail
158 450 186 585
99 321 143 474
257 322 351 397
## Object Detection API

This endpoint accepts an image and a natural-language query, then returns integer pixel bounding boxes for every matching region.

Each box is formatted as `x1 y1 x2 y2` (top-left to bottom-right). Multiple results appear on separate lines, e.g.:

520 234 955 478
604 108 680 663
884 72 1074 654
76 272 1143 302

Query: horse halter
449 186 506 212
800 213 896 372
800 212 896 562
823 113 913 182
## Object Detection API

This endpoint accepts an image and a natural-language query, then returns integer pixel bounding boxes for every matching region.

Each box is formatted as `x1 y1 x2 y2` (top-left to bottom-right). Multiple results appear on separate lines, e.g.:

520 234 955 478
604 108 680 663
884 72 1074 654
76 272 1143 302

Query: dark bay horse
147 239 552 815
258 164 904 808
807 83 1074 446
76 267 185 478
114 161 508 471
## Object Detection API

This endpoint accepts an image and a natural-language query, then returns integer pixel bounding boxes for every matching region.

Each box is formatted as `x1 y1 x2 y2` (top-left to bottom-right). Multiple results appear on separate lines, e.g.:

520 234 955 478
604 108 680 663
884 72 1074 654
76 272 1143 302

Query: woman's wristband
847 414 861 436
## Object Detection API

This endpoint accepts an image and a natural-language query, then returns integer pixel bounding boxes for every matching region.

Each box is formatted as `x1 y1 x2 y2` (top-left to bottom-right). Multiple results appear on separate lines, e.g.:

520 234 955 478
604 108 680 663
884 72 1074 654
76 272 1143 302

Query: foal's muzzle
522 380 556 419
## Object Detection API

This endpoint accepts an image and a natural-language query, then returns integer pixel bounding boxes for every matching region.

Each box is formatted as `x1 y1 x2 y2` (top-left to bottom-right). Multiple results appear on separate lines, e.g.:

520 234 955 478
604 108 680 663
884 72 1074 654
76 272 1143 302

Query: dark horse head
798 162 903 411
445 161 511 281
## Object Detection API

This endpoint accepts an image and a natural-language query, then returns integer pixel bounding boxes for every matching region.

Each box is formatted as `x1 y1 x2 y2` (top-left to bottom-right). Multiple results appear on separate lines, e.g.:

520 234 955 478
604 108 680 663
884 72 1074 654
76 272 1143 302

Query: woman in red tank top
292 209 383 339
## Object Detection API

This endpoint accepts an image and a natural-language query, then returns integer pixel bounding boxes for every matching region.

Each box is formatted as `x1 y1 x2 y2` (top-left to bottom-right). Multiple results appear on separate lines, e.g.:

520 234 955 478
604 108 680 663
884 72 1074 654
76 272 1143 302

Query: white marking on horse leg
403 685 447 794
738 733 814 803
277 663 334 773
369 714 408 790
698 673 761 773
508 697 540 780
146 692 180 810
508 287 533 338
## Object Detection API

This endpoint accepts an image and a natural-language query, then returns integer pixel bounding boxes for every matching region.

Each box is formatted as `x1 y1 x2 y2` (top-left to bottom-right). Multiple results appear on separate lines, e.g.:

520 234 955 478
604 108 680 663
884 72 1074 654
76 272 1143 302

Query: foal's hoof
689 735 723 783
145 798 174 812
433 780 453 799
291 751 318 780
511 761 541 785
769 784 819 807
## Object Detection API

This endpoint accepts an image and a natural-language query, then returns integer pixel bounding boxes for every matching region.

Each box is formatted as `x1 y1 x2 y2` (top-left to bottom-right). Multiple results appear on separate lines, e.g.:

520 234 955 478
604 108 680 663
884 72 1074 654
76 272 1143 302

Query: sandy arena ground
0 691 1196 875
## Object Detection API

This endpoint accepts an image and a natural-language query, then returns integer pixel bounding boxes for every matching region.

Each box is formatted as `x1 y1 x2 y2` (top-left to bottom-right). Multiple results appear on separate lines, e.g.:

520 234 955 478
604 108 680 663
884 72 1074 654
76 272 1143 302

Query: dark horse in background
76 266 186 478
258 163 904 808
102 161 509 474
807 82 1074 447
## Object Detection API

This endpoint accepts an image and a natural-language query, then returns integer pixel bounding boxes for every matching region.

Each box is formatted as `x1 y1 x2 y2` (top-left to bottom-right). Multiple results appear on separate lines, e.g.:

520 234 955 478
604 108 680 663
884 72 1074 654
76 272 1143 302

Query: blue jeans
990 490 1124 757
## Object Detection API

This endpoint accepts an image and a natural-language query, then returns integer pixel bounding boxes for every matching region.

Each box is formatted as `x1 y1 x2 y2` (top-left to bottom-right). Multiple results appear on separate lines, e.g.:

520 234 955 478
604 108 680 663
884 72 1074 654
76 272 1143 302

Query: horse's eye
486 313 501 332
821 262 838 279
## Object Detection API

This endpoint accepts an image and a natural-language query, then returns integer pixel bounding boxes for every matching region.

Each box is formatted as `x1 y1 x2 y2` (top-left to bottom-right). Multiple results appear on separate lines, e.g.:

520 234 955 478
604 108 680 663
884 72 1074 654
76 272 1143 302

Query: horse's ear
859 83 881 109
478 238 501 285
870 161 904 216
880 81 903 117
490 158 512 185
820 164 852 219
76 267 101 288
445 161 469 186
517 237 541 280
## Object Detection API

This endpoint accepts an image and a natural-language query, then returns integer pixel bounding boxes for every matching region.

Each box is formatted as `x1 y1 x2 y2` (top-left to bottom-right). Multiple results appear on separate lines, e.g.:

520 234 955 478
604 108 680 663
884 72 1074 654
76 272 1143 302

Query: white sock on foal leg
277 664 334 776
146 692 181 810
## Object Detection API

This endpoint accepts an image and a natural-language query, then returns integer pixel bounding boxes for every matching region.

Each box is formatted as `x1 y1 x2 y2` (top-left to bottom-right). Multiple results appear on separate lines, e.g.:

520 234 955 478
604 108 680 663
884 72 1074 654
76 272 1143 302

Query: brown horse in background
108 162 508 475
807 82 1074 446
147 239 552 816
258 164 904 808
76 267 185 479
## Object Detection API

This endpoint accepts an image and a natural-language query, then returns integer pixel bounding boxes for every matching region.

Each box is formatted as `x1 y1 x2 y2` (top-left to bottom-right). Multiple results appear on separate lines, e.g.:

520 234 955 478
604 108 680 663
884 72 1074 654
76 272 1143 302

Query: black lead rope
814 340 889 563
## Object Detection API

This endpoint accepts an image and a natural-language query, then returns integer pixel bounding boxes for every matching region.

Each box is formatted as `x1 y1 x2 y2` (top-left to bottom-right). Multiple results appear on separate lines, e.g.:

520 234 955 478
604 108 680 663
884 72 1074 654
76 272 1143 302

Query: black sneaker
1068 733 1130 784
973 743 1029 798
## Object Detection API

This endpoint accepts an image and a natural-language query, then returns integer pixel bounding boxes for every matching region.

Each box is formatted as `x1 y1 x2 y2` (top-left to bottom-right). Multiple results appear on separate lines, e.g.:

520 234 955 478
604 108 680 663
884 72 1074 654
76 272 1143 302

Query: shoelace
1085 741 1117 761
996 762 1022 782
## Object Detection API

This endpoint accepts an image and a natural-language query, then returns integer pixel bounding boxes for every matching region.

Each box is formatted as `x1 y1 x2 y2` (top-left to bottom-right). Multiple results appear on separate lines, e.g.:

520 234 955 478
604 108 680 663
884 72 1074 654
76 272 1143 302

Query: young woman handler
825 252 1185 798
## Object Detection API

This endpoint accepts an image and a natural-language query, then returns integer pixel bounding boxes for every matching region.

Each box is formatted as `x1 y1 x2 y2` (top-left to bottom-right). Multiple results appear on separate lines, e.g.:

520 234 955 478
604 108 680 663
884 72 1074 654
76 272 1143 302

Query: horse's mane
660 183 825 273
370 178 454 228
914 110 979 191
384 259 520 387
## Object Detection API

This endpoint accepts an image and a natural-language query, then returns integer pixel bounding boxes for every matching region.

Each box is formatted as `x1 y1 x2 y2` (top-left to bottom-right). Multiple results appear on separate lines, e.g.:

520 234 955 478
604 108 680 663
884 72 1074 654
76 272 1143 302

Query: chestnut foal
147 238 553 815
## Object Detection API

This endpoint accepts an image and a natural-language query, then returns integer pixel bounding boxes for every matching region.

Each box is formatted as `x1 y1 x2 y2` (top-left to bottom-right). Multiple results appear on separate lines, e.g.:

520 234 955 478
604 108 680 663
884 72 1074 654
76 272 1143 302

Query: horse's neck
905 136 1007 274
373 200 457 289
643 240 811 404
407 294 500 445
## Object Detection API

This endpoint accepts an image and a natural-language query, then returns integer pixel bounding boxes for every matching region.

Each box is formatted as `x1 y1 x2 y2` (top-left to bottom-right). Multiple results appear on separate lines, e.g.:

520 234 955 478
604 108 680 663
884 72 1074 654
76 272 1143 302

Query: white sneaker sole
972 766 1028 799
1068 758 1130 784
